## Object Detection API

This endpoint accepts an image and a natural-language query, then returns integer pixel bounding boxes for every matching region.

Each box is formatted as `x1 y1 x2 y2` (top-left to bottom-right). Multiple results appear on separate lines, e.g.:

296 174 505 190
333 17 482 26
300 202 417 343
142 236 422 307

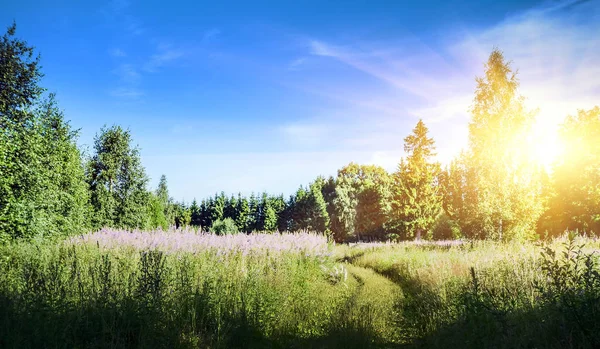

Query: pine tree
388 120 442 240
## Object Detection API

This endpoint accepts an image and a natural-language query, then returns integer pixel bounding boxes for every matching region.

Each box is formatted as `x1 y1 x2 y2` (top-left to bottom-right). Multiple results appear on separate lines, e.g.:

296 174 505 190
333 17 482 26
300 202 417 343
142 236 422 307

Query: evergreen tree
190 199 201 227
271 194 287 232
211 192 225 223
289 180 329 233
156 175 174 225
199 199 212 230
173 201 191 228
308 179 330 233
388 120 442 240
262 195 279 231
248 193 259 232
0 24 89 240
235 194 250 232
439 156 478 238
86 125 150 229
224 194 237 220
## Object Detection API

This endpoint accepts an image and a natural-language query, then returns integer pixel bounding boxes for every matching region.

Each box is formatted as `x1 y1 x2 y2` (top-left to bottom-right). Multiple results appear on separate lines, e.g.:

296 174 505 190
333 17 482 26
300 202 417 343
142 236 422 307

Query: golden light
526 117 565 170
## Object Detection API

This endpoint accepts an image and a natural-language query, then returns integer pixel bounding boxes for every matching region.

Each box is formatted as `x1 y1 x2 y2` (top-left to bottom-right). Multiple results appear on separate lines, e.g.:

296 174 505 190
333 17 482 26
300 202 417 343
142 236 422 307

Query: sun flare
527 118 565 170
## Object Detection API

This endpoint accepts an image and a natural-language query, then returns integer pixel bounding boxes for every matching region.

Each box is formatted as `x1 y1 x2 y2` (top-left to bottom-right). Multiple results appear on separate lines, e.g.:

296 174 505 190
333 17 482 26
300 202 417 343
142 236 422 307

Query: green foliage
324 164 390 241
190 199 201 227
289 179 330 233
0 23 43 119
388 120 442 240
457 49 544 240
86 125 150 229
173 201 191 228
0 24 89 240
440 155 480 238
235 194 250 232
344 236 600 348
156 174 174 225
210 217 239 235
431 212 462 240
548 107 600 235
147 192 168 230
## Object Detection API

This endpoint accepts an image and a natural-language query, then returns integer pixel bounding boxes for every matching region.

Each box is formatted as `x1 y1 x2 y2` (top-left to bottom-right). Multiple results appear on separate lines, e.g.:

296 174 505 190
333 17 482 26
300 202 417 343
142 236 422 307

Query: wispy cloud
288 57 307 71
113 63 141 84
143 45 186 72
289 0 600 164
109 87 144 98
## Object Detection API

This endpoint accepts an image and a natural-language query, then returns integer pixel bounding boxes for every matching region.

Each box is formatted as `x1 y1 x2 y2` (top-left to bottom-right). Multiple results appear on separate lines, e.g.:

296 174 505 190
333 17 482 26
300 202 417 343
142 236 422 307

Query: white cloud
113 63 140 84
295 0 600 164
143 47 185 72
110 87 144 98
288 57 307 71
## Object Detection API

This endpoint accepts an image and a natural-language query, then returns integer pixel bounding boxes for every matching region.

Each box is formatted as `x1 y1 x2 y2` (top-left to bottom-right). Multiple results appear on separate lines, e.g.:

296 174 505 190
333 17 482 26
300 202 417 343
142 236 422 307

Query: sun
526 118 565 170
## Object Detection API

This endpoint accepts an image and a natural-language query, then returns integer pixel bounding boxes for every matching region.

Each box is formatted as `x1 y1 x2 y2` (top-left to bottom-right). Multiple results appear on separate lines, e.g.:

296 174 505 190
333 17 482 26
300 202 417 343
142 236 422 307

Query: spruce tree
389 120 441 240
0 24 89 240
156 175 174 225
235 194 250 232
190 199 201 227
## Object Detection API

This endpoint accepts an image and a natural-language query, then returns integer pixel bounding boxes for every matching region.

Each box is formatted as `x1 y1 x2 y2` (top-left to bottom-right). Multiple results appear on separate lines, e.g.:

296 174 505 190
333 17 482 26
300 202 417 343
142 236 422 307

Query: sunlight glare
527 117 564 170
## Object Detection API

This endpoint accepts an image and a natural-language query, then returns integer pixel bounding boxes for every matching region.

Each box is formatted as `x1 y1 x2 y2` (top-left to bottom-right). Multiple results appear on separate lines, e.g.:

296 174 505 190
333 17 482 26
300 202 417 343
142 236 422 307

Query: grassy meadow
1 230 600 348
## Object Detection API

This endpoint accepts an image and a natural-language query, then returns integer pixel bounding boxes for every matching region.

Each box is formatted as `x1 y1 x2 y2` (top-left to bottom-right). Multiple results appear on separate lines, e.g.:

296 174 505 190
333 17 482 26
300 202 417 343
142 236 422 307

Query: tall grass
340 237 600 348
0 231 361 348
3 231 600 348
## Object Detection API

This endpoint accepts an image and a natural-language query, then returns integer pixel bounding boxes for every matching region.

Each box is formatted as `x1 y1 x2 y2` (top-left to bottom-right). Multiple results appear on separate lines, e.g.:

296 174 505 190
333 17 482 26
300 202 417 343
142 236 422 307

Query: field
1 230 600 349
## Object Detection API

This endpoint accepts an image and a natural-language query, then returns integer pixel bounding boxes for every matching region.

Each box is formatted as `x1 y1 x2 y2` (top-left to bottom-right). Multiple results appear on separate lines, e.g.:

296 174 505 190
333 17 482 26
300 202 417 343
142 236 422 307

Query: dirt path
340 263 404 345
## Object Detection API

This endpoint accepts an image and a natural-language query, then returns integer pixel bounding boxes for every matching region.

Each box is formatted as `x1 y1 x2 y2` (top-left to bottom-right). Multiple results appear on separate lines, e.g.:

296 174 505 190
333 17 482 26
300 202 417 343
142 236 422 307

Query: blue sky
2 0 599 201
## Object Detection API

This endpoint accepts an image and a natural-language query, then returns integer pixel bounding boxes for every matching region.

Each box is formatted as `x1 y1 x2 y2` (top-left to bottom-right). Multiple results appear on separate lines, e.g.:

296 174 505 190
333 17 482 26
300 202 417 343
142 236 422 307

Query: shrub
432 213 462 240
211 218 239 235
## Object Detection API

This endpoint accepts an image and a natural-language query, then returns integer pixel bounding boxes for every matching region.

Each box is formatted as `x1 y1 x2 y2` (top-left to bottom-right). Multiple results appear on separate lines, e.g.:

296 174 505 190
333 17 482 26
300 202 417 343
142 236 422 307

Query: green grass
1 235 600 348
337 237 600 348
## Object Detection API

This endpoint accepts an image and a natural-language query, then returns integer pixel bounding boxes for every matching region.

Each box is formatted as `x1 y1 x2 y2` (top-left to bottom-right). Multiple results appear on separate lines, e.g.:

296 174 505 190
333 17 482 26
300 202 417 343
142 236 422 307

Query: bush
432 213 462 240
211 218 239 235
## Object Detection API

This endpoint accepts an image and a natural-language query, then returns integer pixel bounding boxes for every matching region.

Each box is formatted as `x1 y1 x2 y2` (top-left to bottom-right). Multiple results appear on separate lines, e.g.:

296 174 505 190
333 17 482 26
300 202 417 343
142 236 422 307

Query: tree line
1 24 598 242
